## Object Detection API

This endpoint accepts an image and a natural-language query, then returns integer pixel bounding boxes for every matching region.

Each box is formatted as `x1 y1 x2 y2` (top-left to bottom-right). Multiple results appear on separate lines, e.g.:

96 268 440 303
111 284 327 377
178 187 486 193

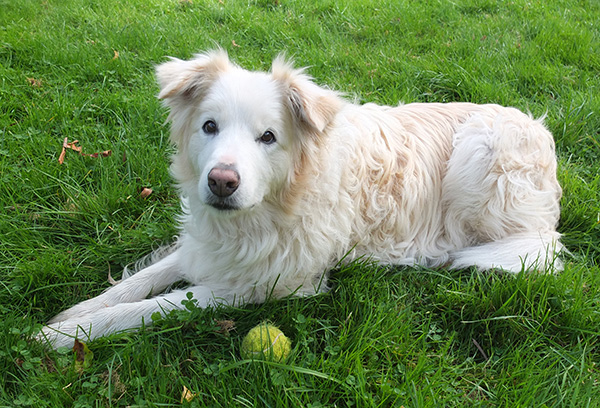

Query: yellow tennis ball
241 323 291 362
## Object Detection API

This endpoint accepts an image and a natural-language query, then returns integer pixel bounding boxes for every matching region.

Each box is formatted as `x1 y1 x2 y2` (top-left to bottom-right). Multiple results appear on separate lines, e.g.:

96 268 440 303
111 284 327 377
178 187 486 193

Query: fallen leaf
215 319 236 335
58 138 112 164
86 150 112 158
101 369 126 396
27 77 43 87
232 40 240 47
140 187 153 199
181 385 196 403
58 137 68 164
73 339 94 372
67 140 82 153
112 50 119 60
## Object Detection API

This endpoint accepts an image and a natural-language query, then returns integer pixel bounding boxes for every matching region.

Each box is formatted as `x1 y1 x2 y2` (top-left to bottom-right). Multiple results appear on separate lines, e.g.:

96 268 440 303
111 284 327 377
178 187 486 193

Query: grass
1 0 599 406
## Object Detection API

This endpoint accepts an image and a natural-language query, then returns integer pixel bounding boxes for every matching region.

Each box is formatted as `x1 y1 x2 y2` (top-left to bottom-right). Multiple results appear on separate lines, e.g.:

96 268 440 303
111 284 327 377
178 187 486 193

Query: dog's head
156 50 342 213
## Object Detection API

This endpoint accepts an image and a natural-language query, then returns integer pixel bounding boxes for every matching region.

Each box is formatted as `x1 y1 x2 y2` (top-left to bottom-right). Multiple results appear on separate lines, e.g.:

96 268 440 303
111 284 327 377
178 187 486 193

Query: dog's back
297 101 561 272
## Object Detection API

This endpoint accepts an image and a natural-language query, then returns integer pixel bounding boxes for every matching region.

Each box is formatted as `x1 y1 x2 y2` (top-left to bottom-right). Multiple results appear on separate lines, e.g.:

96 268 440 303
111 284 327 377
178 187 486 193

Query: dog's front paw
37 320 92 349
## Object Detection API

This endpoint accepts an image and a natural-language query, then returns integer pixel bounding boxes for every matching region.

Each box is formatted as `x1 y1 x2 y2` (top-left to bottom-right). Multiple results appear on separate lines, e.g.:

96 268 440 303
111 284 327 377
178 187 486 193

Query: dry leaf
181 385 196 403
73 339 94 372
101 369 126 396
232 40 240 47
140 187 153 199
86 150 112 158
112 50 119 60
27 77 43 87
58 138 112 164
215 319 236 335
58 138 68 164
67 140 82 153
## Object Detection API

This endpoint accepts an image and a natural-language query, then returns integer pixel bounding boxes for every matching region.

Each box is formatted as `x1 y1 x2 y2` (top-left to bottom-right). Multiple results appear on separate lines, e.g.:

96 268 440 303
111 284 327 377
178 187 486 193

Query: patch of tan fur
271 56 343 214
156 49 231 100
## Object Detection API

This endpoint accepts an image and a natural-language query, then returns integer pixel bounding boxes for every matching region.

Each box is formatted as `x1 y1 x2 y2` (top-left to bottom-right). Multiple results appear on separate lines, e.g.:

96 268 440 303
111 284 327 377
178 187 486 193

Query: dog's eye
259 130 276 145
202 120 218 135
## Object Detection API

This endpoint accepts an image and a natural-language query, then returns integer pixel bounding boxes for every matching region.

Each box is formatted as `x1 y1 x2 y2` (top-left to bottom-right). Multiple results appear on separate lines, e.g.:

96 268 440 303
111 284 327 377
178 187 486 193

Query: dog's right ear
155 49 231 102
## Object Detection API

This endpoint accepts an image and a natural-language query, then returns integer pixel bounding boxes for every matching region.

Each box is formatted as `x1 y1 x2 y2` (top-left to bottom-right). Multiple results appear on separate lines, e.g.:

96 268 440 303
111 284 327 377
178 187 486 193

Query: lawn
1 0 599 406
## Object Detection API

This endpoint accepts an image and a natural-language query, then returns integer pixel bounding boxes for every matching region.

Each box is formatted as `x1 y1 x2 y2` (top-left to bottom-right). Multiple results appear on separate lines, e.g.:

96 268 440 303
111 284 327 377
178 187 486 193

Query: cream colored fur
40 50 562 348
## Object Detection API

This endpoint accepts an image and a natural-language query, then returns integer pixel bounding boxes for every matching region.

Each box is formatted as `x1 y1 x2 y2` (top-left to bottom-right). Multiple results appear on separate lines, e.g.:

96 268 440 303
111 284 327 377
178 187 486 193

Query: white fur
39 50 562 348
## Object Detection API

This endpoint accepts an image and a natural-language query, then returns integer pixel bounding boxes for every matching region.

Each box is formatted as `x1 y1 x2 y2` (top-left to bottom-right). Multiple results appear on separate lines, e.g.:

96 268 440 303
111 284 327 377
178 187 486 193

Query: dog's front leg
39 284 233 349
48 250 182 324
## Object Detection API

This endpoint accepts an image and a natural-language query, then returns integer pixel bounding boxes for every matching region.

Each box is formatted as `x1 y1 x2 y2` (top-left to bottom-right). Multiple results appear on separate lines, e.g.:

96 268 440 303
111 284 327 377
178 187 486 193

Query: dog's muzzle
206 164 240 210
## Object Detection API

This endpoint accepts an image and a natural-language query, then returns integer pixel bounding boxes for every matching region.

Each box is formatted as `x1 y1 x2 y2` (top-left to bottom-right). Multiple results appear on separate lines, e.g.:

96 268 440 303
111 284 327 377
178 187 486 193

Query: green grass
1 0 599 406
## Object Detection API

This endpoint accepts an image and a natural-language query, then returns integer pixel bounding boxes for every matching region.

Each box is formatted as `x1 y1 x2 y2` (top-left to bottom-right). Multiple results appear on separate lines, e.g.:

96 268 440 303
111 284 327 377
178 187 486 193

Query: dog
40 50 562 348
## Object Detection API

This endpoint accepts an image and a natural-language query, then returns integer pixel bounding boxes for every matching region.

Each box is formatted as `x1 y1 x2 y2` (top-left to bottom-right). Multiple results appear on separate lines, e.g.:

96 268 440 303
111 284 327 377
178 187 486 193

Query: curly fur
40 50 562 348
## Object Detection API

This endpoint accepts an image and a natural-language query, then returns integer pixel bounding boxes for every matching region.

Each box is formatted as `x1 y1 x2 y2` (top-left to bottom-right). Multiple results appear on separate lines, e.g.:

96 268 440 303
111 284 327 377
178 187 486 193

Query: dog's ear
272 56 342 133
156 49 231 102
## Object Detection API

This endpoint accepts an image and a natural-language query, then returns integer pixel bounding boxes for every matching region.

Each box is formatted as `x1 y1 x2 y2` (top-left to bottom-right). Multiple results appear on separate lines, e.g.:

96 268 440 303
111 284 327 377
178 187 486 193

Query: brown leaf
232 40 240 47
27 77 42 87
58 137 68 164
101 369 126 396
85 150 112 158
215 319 236 335
58 138 111 163
73 339 84 362
67 141 82 153
112 50 119 60
73 339 94 372
140 187 153 199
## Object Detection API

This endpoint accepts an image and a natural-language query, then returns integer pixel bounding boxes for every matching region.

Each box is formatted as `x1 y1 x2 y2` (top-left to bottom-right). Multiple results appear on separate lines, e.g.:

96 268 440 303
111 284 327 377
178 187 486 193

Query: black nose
207 165 240 198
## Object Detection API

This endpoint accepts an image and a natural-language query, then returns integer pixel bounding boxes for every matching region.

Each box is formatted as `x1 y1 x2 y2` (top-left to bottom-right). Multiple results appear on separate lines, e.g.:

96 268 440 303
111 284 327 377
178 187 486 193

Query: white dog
40 50 562 348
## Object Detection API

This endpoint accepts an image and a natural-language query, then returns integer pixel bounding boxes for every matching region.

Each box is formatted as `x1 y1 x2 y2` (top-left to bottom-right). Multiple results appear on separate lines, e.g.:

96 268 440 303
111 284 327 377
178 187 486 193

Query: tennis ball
241 323 291 362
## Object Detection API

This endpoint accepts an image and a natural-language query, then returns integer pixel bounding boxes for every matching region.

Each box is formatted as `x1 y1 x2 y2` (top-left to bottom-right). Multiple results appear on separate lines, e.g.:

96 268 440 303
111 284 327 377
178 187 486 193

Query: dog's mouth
206 196 260 213
209 202 238 211
206 197 241 212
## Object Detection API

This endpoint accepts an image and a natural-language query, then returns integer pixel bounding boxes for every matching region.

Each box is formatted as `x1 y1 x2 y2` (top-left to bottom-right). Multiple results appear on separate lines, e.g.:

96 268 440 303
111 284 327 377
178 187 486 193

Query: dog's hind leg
442 109 562 272
48 250 183 324
40 284 232 349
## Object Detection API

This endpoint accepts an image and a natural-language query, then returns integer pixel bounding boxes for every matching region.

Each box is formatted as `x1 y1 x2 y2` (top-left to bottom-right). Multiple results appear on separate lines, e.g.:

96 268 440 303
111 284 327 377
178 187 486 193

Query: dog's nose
207 166 240 198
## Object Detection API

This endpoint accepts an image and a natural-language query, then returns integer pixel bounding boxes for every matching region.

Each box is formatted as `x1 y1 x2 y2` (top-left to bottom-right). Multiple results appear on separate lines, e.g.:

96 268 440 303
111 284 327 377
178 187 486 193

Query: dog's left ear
272 56 342 133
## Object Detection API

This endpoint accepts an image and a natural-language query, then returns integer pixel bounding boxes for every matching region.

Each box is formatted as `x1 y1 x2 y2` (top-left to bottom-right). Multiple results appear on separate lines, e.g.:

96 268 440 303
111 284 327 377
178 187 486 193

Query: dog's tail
449 231 563 273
